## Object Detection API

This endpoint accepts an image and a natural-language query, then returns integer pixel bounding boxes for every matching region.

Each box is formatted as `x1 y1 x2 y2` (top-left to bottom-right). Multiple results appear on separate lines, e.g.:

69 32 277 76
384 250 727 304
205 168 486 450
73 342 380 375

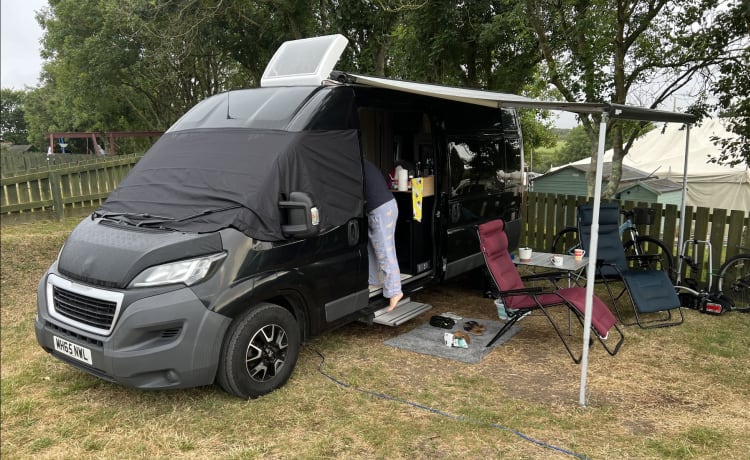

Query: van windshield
167 87 317 132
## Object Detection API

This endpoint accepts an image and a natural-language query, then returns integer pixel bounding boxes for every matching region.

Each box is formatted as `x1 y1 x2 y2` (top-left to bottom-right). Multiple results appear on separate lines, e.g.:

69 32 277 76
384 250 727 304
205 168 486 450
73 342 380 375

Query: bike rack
674 239 729 314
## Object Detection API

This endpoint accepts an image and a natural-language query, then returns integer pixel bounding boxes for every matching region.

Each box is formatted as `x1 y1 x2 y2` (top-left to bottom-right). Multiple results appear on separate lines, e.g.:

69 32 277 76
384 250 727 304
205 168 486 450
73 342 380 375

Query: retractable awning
348 74 696 124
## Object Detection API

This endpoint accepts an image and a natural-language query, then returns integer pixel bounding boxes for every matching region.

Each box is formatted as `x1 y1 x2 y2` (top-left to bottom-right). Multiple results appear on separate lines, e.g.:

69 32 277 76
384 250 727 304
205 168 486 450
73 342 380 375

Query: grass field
2 218 749 459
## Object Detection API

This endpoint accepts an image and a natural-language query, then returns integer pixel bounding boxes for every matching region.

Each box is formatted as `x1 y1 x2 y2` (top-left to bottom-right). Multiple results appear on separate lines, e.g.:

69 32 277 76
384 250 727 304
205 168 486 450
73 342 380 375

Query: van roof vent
261 34 349 88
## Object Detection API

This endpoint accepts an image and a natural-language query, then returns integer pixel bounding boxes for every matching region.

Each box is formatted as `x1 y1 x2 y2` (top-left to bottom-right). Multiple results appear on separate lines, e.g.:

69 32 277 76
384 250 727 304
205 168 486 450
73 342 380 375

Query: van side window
447 135 522 196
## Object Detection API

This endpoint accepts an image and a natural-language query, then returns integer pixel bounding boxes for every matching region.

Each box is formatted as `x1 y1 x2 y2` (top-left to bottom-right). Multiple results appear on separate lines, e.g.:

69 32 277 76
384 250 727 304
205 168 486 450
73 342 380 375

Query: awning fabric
348 74 696 123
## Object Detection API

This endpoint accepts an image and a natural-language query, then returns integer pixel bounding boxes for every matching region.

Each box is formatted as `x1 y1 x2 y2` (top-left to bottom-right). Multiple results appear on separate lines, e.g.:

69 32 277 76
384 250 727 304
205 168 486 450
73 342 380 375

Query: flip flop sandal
463 321 485 335
453 330 471 344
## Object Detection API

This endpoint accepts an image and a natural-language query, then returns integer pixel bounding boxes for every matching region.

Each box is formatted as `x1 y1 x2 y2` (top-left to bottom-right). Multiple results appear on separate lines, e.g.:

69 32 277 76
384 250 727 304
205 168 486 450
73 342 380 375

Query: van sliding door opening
358 107 436 277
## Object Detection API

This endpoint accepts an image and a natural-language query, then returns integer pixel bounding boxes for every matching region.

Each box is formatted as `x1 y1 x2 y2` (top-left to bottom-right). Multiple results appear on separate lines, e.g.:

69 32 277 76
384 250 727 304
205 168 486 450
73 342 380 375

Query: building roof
7 144 33 153
617 178 682 195
541 161 651 183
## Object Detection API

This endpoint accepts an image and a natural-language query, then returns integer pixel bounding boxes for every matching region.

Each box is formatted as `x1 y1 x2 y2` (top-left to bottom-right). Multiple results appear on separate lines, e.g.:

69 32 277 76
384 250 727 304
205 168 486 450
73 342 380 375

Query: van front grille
52 286 117 330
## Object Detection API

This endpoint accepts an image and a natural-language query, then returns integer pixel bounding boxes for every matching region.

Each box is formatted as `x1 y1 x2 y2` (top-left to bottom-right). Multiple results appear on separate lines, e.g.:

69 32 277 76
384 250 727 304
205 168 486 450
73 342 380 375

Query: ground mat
384 317 520 364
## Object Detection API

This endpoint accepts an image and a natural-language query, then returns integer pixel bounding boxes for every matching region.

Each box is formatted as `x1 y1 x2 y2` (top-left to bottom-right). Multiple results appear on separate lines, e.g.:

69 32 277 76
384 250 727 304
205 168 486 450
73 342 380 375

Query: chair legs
536 305 623 364
486 309 530 348
601 277 684 329
486 303 625 364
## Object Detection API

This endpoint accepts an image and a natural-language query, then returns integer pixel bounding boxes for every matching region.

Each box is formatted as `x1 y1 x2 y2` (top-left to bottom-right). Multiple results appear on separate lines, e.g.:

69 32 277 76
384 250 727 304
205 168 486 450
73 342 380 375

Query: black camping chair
478 219 623 363
577 203 683 328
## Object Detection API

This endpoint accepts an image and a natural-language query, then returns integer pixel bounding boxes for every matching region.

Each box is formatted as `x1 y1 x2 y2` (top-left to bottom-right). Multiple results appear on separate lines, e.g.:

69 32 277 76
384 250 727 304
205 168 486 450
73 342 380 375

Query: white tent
558 119 750 212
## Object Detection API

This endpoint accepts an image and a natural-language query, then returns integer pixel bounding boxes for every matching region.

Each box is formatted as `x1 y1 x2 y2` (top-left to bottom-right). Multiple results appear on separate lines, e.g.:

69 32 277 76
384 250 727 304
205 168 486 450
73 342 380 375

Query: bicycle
675 241 750 314
717 252 750 312
550 207 674 277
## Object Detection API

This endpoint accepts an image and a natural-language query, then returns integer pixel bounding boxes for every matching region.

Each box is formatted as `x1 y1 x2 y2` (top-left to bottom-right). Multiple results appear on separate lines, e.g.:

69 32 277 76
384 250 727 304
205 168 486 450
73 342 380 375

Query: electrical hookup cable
307 346 589 460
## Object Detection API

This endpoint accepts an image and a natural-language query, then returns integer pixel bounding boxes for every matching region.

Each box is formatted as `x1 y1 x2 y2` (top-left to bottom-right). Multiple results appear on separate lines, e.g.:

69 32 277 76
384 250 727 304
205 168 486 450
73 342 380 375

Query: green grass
2 217 749 459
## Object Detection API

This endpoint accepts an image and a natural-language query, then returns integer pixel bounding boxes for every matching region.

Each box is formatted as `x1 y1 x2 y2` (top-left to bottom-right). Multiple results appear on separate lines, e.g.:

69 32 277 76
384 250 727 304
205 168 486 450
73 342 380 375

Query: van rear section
35 35 524 399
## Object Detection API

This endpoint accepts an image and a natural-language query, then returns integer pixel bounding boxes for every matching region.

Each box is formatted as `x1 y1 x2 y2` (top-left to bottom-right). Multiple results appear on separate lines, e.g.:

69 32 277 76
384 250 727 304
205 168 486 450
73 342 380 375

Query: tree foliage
704 1 749 167
16 0 744 174
0 89 29 145
22 0 548 151
524 0 737 198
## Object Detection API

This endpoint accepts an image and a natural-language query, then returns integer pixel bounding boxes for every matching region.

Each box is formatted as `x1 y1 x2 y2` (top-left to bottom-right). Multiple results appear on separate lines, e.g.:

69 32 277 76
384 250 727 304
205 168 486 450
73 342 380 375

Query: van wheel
217 303 300 399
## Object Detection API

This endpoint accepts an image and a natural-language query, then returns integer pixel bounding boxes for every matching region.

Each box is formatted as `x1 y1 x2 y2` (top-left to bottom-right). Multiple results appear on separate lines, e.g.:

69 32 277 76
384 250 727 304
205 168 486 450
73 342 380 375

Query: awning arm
606 104 696 123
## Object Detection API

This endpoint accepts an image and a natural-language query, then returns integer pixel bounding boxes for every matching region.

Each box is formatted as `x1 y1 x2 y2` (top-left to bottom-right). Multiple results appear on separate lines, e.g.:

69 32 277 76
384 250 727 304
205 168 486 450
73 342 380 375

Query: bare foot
387 292 404 312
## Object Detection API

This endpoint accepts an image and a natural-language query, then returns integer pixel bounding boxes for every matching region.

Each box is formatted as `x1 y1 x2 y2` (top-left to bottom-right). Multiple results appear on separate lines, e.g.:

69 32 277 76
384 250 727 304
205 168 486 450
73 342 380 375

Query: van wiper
135 205 244 227
174 205 244 222
94 205 244 228
93 211 174 225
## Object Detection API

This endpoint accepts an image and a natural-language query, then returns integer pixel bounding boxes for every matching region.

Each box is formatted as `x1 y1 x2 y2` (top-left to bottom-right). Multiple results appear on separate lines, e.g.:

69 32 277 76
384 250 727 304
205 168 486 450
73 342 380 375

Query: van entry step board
372 298 432 327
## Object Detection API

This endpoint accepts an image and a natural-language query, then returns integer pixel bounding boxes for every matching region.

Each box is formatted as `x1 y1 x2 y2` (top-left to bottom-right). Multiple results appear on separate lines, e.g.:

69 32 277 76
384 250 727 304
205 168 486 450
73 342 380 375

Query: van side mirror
279 191 320 238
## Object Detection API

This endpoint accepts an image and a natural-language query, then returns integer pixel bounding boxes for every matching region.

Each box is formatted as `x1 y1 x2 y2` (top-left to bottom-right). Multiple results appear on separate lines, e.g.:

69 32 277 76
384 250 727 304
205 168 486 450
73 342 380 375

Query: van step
372 299 432 327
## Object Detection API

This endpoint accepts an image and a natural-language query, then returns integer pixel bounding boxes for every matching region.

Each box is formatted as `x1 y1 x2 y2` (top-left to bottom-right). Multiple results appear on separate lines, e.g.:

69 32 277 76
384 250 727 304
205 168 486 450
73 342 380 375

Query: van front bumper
35 274 232 390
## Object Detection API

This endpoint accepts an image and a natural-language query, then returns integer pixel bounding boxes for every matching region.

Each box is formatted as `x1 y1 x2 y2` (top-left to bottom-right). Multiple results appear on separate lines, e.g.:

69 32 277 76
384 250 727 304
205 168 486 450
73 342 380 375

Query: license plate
53 335 93 365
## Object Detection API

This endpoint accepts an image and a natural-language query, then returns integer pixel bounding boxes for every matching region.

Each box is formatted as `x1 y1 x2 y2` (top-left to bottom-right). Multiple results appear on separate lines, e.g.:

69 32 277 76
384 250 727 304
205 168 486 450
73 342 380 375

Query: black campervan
35 35 523 399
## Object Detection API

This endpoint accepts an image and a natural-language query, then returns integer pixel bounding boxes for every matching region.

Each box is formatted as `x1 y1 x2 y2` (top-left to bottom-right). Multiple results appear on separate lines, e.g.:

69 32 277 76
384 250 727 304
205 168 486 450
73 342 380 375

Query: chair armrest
497 286 546 296
521 271 572 282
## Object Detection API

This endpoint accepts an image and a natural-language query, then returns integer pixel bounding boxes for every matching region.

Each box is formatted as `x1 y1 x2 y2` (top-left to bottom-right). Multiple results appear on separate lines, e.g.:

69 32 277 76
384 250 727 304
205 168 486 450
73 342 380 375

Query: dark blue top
363 160 394 213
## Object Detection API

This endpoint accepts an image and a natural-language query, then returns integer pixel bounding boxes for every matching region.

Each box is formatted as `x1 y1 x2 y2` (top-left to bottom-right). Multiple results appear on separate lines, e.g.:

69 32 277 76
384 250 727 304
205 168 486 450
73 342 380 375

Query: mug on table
551 254 564 267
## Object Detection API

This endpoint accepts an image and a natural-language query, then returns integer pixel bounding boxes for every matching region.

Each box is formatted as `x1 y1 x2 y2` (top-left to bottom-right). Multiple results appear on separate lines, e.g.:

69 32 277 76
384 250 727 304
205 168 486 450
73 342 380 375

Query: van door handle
347 220 359 246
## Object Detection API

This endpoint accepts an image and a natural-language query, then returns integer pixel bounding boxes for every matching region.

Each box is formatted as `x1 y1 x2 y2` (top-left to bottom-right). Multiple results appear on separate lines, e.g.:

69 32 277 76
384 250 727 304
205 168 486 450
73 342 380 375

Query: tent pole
676 124 692 284
579 116 608 407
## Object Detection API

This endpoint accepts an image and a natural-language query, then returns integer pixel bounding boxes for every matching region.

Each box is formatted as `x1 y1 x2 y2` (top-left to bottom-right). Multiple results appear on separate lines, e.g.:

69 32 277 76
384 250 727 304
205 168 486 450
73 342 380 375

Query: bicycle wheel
550 227 579 255
717 254 750 312
623 235 674 280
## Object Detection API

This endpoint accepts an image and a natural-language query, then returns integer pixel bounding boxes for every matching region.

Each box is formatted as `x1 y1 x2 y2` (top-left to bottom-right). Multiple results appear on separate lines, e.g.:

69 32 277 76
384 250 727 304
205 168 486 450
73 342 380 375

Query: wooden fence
522 192 750 282
1 152 101 176
0 154 143 223
2 161 747 283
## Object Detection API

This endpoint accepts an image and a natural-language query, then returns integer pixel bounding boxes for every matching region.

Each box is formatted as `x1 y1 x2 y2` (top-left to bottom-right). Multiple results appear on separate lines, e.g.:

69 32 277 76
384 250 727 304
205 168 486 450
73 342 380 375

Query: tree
704 1 749 167
0 89 29 145
27 0 553 155
524 0 731 198
388 0 540 92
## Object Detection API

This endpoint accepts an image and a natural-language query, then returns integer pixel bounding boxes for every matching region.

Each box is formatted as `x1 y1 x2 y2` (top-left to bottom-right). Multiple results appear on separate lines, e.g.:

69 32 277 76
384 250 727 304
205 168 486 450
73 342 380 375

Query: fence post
49 172 64 220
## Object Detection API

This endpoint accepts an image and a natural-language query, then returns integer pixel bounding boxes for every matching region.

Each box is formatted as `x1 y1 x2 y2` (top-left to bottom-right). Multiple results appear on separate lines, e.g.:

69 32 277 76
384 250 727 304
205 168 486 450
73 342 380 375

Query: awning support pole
579 116 608 407
676 124 692 283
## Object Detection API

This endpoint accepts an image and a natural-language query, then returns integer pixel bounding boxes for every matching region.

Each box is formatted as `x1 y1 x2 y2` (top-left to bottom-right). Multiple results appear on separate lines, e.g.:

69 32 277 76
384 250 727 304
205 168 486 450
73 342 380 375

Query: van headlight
129 252 227 287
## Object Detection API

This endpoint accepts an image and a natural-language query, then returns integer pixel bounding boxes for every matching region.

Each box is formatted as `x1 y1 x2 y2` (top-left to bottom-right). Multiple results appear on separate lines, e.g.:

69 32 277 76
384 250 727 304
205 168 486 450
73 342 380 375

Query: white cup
552 255 564 267
519 247 532 261
574 248 586 260
397 168 409 191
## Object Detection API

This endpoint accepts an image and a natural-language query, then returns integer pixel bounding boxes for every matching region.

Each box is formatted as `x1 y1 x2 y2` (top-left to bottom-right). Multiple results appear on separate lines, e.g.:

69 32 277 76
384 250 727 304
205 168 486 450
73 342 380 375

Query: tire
623 235 674 280
217 302 301 399
550 227 579 255
717 254 750 312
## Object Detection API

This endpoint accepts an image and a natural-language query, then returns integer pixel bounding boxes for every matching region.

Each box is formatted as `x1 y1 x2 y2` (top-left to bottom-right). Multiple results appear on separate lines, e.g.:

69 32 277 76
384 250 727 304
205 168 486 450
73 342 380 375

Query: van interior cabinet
393 192 434 275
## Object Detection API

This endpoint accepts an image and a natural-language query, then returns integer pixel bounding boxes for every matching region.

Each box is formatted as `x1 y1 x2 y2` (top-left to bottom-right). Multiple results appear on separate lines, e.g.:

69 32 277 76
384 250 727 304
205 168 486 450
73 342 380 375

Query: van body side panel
211 223 367 335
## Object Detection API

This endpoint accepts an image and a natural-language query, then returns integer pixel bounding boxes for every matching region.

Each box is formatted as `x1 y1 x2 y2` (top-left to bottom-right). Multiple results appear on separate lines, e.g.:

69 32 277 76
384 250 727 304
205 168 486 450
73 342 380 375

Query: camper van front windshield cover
168 87 316 132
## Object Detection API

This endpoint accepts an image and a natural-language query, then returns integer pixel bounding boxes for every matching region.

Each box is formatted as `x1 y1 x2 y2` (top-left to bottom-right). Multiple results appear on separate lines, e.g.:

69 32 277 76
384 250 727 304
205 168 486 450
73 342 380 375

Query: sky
1 0 48 90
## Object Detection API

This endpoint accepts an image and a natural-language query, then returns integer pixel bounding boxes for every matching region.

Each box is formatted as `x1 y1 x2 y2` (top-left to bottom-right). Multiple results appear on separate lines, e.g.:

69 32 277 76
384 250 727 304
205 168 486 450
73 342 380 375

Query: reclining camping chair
477 219 623 364
577 203 683 328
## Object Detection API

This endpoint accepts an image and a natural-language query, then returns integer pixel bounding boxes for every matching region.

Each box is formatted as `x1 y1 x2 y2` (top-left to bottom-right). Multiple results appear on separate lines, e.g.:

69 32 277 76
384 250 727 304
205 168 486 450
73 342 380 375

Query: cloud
1 0 48 90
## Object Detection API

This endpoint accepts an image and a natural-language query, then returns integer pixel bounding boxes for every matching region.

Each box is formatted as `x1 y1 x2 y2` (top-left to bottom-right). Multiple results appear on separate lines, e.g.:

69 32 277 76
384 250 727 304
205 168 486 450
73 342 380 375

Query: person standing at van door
363 159 404 312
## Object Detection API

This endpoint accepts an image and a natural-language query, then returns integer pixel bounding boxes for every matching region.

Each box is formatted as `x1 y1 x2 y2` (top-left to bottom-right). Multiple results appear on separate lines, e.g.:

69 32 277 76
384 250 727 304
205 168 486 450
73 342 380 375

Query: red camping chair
477 219 624 363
